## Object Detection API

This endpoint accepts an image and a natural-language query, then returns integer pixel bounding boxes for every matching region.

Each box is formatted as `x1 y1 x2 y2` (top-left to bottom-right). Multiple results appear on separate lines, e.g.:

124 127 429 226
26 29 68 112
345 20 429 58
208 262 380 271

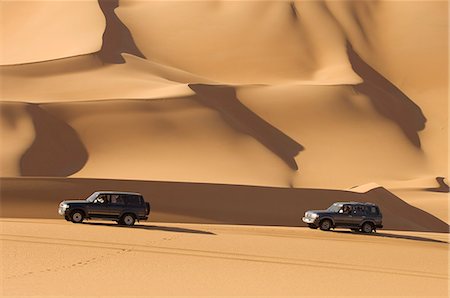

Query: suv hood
61 200 89 205
306 210 335 216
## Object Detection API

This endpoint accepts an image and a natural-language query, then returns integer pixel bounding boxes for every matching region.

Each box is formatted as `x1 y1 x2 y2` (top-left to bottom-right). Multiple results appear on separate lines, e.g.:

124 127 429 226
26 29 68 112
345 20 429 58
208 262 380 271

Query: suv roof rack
94 191 142 196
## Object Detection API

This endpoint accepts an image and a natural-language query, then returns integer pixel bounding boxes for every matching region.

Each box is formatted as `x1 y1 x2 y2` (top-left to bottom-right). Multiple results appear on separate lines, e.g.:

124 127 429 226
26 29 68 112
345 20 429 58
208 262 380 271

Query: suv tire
319 219 332 231
70 210 84 223
361 222 374 233
120 214 136 226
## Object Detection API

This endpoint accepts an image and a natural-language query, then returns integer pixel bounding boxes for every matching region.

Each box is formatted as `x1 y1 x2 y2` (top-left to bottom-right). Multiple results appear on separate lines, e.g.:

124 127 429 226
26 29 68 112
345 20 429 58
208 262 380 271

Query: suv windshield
86 192 100 202
327 203 343 213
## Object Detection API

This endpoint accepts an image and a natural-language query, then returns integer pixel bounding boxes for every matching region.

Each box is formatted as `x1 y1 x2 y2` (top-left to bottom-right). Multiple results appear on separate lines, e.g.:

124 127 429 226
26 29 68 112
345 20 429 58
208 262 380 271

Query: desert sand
0 0 449 296
1 218 449 296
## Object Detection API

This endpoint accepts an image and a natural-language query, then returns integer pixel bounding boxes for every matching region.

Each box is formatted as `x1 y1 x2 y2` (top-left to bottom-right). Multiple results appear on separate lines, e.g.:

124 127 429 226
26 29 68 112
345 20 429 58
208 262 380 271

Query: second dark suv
58 191 150 226
302 202 383 233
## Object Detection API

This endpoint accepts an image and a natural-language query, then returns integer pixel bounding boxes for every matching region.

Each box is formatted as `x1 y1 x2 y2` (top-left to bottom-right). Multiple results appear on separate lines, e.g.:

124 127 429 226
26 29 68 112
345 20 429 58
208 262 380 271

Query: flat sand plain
1 218 448 296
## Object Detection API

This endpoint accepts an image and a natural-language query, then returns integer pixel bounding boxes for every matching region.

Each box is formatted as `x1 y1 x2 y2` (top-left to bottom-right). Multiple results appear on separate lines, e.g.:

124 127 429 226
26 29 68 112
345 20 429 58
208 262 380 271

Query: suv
302 202 383 233
58 191 150 226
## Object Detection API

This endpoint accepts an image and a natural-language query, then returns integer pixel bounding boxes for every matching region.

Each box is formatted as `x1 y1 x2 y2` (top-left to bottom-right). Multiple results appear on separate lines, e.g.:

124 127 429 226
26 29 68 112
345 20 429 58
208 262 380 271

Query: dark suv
302 202 383 233
58 191 150 226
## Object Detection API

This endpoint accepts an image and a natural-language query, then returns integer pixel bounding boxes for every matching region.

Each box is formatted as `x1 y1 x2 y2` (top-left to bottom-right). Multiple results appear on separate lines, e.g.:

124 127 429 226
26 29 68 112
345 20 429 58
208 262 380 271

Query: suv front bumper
58 207 67 216
302 217 319 225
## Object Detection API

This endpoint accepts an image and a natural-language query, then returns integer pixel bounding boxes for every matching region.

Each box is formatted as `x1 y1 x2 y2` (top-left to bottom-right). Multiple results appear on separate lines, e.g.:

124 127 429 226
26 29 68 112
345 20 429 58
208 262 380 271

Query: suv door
333 204 353 226
107 194 125 219
87 194 109 218
350 205 366 226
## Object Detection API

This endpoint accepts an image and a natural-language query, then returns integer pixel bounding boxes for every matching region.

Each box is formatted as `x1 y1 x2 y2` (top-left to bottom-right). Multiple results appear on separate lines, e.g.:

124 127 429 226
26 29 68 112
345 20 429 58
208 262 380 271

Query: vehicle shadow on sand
82 222 216 235
332 230 448 244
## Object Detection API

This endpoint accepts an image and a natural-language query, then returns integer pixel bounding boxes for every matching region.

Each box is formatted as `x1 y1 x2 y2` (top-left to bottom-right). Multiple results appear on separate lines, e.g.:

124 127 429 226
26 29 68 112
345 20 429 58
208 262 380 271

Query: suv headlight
61 203 69 209
310 213 319 219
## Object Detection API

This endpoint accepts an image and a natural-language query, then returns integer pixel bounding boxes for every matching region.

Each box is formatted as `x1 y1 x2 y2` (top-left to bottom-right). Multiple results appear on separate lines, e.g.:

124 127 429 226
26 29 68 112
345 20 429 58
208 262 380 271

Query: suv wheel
70 211 84 223
319 219 332 231
361 222 374 233
120 214 136 226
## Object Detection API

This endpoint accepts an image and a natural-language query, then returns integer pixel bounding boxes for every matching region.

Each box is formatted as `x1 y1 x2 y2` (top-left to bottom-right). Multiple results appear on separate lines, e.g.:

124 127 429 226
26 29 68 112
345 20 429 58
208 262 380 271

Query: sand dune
44 98 293 186
0 54 196 102
1 1 448 226
238 84 427 187
0 0 104 65
190 84 304 170
1 1 446 188
1 219 448 296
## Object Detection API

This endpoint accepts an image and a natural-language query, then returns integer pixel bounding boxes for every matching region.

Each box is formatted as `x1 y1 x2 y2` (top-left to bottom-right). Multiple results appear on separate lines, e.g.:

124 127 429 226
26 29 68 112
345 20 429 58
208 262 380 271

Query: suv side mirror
338 209 343 213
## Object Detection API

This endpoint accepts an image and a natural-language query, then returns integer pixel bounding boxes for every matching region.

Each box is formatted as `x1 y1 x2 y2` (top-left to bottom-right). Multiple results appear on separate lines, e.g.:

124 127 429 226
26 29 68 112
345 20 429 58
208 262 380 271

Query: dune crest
348 183 382 193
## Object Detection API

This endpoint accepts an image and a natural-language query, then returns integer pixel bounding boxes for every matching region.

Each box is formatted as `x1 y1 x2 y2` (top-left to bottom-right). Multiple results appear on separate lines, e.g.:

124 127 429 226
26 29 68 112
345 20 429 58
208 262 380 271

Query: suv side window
353 205 364 215
111 194 125 205
363 206 379 215
125 195 142 206
95 194 110 204
342 204 352 214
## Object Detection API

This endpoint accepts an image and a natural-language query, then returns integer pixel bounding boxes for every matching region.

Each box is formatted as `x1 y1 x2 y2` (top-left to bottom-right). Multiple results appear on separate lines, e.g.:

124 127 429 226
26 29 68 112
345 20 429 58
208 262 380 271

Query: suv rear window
125 195 142 206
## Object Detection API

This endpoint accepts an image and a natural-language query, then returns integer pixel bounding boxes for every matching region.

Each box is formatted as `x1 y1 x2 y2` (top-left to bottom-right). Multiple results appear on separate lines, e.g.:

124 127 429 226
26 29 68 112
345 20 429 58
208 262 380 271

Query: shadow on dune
19 104 88 177
332 230 448 244
189 84 304 170
1 177 448 234
97 0 145 63
347 42 426 148
289 1 300 20
425 177 450 193
82 222 216 235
